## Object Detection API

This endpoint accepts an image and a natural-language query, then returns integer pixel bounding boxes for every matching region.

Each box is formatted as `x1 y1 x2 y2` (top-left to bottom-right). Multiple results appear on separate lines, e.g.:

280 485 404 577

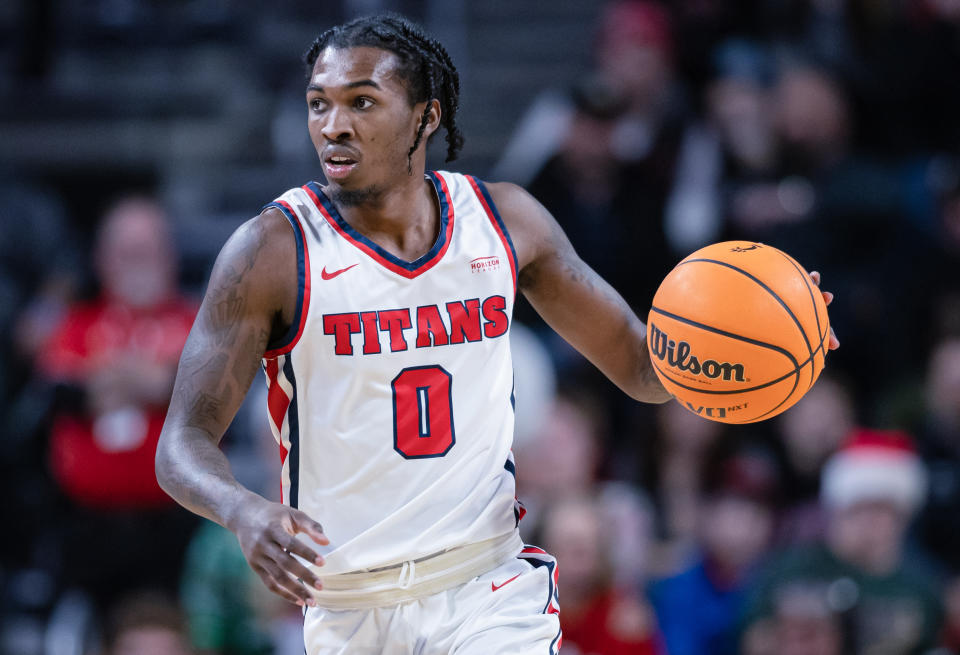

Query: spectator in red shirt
38 196 199 608
541 493 664 655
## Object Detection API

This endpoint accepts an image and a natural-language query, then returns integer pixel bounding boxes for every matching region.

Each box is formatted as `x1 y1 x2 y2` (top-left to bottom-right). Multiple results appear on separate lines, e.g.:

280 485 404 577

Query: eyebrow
307 79 382 93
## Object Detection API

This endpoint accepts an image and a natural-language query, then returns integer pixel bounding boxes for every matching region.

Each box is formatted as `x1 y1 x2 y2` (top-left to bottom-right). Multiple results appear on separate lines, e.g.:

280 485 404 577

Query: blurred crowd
2 1 960 654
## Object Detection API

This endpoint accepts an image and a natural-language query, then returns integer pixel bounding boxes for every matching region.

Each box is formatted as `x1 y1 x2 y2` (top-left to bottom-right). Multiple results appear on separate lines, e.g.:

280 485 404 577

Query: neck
327 168 440 261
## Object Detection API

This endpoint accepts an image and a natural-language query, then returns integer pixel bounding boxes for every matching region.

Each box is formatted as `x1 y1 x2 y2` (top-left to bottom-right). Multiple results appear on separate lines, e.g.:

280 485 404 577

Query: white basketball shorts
302 545 561 655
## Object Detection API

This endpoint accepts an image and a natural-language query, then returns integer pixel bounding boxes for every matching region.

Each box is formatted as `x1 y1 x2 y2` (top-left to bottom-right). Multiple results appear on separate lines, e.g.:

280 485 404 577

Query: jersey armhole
465 176 519 296
262 199 311 359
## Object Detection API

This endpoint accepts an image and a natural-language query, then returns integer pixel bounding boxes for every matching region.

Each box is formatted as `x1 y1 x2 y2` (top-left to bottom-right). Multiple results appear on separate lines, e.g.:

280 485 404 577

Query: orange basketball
647 241 830 423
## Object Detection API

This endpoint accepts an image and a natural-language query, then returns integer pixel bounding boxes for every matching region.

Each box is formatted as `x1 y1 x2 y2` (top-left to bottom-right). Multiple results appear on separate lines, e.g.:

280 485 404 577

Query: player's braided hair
303 14 464 167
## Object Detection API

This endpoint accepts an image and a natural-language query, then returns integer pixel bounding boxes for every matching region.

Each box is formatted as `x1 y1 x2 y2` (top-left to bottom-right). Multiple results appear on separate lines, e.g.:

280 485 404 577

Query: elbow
154 431 175 497
628 385 673 405
628 368 673 404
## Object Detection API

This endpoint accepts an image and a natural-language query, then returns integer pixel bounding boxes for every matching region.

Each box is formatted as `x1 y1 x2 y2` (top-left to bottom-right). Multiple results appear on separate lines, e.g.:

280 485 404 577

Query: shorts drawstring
398 559 416 589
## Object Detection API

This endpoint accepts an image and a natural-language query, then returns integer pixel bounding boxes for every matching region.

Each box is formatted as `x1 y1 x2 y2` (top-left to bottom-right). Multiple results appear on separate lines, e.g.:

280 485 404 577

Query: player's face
306 46 430 194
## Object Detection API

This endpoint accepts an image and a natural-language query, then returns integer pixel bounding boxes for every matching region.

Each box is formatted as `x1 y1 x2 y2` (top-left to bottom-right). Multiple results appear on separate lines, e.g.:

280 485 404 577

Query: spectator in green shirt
741 429 942 655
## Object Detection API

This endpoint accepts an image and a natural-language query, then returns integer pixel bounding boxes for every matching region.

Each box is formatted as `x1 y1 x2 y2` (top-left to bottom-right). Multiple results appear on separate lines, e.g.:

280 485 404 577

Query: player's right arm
156 208 326 607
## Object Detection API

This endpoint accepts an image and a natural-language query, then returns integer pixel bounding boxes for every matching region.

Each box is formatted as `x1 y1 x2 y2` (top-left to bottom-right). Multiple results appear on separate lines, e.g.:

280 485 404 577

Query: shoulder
204 205 298 316
483 181 546 225
212 207 298 283
481 181 565 272
222 206 296 262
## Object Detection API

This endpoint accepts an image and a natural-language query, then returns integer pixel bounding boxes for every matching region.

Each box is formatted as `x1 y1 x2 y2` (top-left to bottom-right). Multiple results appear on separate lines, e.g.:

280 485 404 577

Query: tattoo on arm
158 217 280 524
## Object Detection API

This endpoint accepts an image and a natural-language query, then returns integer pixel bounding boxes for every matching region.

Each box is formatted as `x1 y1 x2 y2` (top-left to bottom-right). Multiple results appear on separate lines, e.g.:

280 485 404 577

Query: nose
320 106 354 142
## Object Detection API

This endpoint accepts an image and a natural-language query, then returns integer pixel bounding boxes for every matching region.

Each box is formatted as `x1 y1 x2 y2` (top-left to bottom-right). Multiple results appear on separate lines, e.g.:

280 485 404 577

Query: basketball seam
650 305 801 370
768 249 826 392
750 370 801 422
650 300 807 423
650 358 799 395
679 258 815 374
651 321 829 422
751 322 830 422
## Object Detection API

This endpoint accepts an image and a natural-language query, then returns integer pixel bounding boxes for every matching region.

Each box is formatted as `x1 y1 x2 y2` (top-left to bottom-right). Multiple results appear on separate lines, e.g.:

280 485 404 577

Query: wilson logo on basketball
649 323 746 382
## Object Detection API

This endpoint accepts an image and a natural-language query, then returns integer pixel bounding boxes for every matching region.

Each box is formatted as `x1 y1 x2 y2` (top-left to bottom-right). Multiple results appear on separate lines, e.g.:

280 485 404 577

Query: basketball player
156 14 837 654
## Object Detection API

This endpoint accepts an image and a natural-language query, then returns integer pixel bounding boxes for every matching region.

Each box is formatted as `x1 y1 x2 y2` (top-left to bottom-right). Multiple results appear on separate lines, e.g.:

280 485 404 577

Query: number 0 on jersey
392 365 456 459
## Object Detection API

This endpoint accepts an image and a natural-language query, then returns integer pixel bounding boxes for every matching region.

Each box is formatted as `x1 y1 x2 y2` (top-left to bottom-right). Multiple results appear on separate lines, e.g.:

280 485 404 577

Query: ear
419 98 442 140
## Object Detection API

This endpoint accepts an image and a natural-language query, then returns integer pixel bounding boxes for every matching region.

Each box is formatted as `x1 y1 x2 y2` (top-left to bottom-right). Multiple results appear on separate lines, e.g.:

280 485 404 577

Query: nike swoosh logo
491 573 521 592
320 263 359 280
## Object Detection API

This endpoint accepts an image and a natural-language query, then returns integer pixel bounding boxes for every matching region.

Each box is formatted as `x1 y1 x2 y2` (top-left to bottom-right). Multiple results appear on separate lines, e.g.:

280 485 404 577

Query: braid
303 14 464 165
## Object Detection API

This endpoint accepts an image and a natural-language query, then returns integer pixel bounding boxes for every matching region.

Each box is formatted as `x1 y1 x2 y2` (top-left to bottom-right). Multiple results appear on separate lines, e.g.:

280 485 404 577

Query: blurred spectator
515 391 604 540
742 429 942 654
941 575 960 653
0 179 82 572
915 338 960 573
664 39 777 253
35 196 199 608
924 166 960 345
103 591 193 655
639 401 724 577
598 481 656 590
0 180 80 389
180 522 275 655
776 374 856 545
592 0 684 166
39 196 194 508
521 69 675 311
742 583 844 655
497 0 687 308
735 60 935 397
523 77 631 290
652 446 778 655
509 322 559 452
541 494 663 655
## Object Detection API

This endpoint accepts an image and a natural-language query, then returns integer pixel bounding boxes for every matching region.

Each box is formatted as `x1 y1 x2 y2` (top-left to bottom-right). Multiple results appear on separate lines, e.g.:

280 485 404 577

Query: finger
829 327 840 350
822 290 834 306
261 559 317 607
253 562 311 607
290 511 331 547
277 547 325 591
809 270 821 286
282 533 326 567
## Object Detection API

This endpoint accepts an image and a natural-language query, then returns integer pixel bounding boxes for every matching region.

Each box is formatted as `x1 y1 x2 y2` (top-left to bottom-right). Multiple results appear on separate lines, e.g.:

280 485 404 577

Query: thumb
290 510 330 545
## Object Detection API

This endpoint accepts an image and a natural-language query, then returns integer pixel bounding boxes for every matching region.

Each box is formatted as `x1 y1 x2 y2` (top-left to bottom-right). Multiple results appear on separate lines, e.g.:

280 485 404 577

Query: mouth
323 151 360 181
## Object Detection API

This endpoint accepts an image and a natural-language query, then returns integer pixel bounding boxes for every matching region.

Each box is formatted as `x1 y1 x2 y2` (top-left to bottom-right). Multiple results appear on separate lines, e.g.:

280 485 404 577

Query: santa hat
820 429 928 513
597 1 673 58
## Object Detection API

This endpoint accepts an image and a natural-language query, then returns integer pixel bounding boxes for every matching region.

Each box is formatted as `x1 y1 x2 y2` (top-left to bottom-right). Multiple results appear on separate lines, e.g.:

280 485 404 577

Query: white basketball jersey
259 171 522 575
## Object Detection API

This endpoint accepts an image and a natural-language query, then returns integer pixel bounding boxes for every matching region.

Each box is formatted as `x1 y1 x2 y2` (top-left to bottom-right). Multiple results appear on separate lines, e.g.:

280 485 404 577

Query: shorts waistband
308 531 524 609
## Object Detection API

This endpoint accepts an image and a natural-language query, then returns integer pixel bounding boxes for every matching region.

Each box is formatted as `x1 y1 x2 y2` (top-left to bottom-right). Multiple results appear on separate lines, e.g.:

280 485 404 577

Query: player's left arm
490 183 839 405
488 182 673 404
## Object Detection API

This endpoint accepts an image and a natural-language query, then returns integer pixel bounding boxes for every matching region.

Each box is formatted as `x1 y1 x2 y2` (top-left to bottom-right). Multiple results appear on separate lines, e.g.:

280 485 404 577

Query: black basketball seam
650 301 808 423
679 257 815 375
654 323 830 421
652 358 801 422
651 358 799 395
768 249 825 392
650 305 801 369
750 369 801 422
750 322 830 422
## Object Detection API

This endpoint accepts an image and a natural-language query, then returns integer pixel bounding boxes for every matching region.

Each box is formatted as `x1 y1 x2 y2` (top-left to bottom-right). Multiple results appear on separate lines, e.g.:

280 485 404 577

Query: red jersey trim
301 172 455 279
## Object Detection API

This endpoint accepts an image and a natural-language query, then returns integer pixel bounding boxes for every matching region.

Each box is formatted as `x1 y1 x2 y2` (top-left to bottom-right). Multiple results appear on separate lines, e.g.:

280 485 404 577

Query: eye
309 97 326 112
354 96 375 110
